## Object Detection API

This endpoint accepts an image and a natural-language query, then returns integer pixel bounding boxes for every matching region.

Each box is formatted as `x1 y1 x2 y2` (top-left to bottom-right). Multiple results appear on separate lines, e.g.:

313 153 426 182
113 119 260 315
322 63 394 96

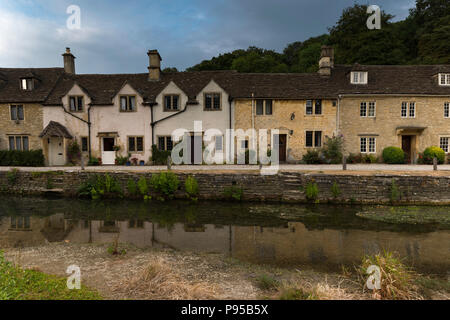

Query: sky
0 0 416 73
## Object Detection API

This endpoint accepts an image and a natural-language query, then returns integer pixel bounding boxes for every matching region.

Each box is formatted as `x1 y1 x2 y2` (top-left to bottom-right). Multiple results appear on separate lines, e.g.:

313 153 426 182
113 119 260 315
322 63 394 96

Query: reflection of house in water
0 214 68 248
232 222 450 271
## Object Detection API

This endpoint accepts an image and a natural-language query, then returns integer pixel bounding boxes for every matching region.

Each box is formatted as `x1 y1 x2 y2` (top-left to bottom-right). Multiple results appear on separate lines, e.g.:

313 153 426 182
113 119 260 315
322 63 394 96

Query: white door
49 137 65 166
102 137 116 165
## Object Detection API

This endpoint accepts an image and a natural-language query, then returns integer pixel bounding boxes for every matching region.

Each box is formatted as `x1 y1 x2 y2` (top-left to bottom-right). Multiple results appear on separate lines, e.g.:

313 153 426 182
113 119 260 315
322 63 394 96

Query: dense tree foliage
187 1 450 72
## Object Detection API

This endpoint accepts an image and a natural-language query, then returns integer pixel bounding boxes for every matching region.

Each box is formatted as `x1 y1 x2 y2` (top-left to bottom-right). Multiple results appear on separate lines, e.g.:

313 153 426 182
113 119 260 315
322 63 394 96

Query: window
360 102 376 117
215 135 223 151
158 136 173 151
360 102 367 117
401 102 415 118
306 100 313 115
240 140 249 149
20 78 34 91
305 131 322 147
69 96 84 112
306 100 322 115
8 136 29 151
350 71 368 84
440 137 449 153
128 136 144 152
81 137 88 152
204 93 221 110
360 137 376 153
164 95 180 111
128 219 144 228
255 99 272 115
315 100 322 115
10 216 31 230
10 105 24 120
439 73 450 86
444 103 449 118
120 96 136 112
368 102 376 117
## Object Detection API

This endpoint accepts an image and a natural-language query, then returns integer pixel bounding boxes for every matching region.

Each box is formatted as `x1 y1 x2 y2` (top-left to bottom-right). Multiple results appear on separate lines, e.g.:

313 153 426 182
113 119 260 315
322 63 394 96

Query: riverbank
3 243 448 300
1 167 450 205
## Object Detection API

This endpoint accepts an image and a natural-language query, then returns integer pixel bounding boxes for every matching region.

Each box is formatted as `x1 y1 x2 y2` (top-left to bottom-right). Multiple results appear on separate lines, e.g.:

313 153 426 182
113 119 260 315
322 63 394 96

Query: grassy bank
0 252 101 300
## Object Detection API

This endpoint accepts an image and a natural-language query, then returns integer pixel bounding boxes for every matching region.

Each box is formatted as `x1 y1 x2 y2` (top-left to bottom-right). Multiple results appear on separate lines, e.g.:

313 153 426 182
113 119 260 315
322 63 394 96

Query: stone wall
1 170 450 205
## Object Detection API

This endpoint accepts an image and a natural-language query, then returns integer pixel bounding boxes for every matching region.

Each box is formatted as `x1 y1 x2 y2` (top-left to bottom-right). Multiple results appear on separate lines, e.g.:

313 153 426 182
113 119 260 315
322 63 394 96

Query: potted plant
126 153 131 166
131 157 138 166
113 145 121 152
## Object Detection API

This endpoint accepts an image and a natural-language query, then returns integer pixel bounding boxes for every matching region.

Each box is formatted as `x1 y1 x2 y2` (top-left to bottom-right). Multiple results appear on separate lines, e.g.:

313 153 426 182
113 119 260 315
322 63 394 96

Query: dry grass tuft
124 257 218 300
357 250 423 300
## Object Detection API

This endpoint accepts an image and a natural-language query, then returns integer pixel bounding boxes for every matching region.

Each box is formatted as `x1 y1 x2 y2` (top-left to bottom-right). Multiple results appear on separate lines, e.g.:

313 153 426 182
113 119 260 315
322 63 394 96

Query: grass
0 251 101 300
255 274 280 291
357 250 422 300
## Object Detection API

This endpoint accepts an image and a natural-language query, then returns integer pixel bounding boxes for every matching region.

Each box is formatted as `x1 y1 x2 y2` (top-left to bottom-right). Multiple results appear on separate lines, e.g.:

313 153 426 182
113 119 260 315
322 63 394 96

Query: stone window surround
444 102 449 118
158 135 173 151
203 92 222 111
119 95 137 112
255 99 273 116
439 136 450 154
305 130 322 148
10 104 25 121
81 136 88 152
69 95 84 112
401 102 416 118
163 94 180 112
360 101 376 117
350 71 368 84
305 99 323 116
360 136 376 154
8 134 30 151
127 136 144 153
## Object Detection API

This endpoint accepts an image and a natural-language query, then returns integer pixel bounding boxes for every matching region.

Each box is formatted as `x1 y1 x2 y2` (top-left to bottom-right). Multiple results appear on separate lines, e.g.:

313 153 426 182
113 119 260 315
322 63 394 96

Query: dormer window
21 78 34 90
439 73 450 86
350 72 368 84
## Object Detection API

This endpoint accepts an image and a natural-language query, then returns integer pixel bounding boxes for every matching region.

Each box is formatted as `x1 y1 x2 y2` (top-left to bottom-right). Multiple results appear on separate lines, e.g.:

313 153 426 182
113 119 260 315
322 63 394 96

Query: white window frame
360 101 376 117
439 73 450 86
401 102 415 118
409 102 416 118
368 102 376 117
360 102 367 117
350 72 368 84
360 137 376 154
440 136 449 153
444 102 450 118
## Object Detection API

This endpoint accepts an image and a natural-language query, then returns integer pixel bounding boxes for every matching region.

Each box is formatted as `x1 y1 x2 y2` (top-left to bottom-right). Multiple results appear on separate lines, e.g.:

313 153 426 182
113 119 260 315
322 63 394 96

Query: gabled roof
39 121 73 139
0 68 64 103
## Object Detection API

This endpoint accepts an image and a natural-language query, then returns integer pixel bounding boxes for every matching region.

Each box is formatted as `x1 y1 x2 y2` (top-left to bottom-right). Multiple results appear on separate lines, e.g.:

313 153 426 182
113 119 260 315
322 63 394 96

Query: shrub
331 181 341 198
127 178 138 196
185 176 199 200
116 155 129 165
256 274 280 291
88 157 100 166
150 171 179 199
223 186 243 201
422 146 445 164
305 181 319 201
0 150 45 167
67 140 81 165
150 145 171 165
322 135 344 164
137 177 151 200
77 174 123 199
6 168 19 185
382 147 405 164
358 251 421 300
302 150 322 164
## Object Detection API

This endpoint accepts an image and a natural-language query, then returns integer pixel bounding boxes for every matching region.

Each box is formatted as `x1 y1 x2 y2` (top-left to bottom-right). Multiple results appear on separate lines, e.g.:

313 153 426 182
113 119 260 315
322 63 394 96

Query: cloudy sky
0 0 416 73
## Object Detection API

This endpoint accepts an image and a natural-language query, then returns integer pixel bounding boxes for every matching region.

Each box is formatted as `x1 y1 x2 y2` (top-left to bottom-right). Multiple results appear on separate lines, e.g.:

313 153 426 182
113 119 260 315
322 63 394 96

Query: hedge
422 146 445 164
382 146 405 164
0 149 45 167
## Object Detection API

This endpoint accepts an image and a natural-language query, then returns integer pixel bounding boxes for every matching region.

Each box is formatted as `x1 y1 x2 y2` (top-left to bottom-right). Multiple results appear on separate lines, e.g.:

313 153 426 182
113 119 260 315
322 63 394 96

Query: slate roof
0 64 449 105
0 68 64 103
39 121 73 138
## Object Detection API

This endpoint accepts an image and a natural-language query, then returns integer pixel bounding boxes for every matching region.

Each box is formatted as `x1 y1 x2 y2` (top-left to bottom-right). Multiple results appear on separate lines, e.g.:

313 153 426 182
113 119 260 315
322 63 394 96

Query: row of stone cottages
0 46 449 166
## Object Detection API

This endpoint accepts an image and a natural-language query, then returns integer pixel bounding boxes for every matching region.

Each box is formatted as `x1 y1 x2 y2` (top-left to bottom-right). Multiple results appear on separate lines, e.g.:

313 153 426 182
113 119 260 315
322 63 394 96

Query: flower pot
139 160 145 166
126 161 131 166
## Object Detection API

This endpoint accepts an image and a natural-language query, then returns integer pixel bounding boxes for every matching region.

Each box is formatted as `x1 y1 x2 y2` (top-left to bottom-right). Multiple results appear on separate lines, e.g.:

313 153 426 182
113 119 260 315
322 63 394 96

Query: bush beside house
382 147 405 164
0 150 45 167
419 146 445 164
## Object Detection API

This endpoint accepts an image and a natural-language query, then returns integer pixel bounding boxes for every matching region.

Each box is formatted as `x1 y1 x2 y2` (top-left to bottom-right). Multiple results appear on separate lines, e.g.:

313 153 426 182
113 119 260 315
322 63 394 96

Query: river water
0 196 449 275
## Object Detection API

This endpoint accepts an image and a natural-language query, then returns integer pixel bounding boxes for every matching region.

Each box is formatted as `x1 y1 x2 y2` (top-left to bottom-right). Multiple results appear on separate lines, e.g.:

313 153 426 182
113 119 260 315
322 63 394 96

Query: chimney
62 47 76 74
318 45 334 76
147 49 162 81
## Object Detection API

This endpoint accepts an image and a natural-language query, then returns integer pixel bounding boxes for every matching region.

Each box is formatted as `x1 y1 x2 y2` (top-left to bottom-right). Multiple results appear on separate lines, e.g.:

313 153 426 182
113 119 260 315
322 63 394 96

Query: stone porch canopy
395 126 427 135
39 121 73 139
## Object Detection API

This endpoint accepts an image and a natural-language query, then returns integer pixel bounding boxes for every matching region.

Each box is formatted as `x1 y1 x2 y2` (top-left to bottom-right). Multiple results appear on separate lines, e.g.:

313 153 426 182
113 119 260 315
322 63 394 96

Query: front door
278 134 287 162
402 135 412 163
49 137 65 166
189 135 202 165
102 137 115 165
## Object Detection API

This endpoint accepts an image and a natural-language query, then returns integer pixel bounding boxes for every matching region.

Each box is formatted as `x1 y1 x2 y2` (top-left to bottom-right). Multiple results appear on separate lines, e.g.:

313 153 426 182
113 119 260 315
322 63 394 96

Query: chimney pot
62 47 76 74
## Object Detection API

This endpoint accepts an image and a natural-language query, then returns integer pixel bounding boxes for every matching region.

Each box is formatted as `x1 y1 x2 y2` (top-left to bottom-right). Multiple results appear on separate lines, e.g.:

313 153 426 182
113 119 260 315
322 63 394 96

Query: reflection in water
0 196 449 274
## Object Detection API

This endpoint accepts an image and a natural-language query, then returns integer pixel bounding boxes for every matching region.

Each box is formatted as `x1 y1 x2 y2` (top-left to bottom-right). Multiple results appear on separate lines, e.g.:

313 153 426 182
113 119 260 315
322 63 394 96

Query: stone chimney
147 49 162 81
318 45 334 76
62 47 76 74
